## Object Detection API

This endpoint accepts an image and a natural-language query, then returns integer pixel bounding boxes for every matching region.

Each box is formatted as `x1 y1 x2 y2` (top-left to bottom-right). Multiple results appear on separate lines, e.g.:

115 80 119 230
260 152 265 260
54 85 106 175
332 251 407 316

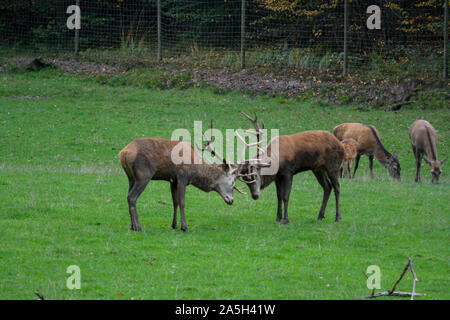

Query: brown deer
119 121 243 232
409 120 447 184
333 123 401 181
341 138 359 178
236 112 345 223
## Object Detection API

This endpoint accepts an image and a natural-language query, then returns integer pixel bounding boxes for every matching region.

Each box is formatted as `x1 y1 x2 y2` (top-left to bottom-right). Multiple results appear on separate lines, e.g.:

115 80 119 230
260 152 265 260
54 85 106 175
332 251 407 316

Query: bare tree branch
364 258 425 299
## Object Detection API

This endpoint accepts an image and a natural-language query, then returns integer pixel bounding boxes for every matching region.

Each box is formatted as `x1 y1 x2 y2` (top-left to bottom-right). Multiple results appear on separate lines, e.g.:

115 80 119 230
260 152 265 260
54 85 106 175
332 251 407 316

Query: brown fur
119 138 235 232
333 122 401 180
409 120 446 184
241 130 344 222
341 138 358 178
264 131 344 177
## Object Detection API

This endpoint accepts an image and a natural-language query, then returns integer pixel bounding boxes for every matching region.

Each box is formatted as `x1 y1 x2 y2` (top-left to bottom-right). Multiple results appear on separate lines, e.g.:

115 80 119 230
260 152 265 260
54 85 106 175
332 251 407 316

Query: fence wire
0 0 448 77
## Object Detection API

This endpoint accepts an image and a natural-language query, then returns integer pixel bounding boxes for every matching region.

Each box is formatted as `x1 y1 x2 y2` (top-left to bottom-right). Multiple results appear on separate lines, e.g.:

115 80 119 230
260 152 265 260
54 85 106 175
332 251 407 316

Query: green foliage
337 94 353 105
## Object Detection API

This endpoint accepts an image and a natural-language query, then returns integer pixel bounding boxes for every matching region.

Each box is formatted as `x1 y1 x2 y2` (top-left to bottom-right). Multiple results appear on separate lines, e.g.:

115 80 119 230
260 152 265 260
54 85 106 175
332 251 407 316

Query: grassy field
0 69 449 299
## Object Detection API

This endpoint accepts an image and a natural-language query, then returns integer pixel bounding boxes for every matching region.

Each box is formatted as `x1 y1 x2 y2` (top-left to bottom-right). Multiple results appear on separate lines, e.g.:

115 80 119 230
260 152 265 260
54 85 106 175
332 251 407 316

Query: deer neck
373 145 392 168
260 174 276 190
368 126 392 167
190 163 224 192
424 126 438 161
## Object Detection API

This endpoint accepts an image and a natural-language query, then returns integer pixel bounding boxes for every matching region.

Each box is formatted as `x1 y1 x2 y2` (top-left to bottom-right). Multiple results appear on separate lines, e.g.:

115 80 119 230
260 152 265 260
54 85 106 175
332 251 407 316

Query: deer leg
412 146 421 183
127 174 135 193
329 172 341 222
170 181 178 229
176 181 188 232
347 160 352 179
275 179 283 222
352 154 361 178
415 151 423 183
369 155 374 179
313 170 332 221
280 175 293 224
127 175 152 232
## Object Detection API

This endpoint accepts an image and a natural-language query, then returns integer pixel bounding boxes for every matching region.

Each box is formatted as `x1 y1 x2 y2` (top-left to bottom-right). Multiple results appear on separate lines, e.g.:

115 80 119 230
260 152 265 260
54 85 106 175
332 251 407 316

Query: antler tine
234 185 247 195
235 130 256 167
238 175 256 184
240 111 261 131
197 119 231 168
240 111 265 159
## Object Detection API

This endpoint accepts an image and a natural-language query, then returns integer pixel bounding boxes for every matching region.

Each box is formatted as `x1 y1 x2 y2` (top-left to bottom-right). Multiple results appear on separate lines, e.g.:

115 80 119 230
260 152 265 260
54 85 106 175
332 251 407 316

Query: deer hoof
282 219 290 225
181 226 189 232
276 217 282 222
317 215 325 221
131 225 142 232
335 216 342 222
171 223 177 229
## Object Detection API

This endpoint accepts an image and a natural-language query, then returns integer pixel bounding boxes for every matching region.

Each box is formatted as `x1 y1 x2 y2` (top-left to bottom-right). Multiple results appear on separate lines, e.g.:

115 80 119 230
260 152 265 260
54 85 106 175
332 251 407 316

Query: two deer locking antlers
119 112 268 232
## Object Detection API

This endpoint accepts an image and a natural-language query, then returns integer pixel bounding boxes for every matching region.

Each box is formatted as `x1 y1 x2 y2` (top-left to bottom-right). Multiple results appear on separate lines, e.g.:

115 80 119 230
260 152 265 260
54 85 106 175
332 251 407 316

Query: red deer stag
119 121 242 232
333 123 401 181
236 112 345 223
409 120 447 184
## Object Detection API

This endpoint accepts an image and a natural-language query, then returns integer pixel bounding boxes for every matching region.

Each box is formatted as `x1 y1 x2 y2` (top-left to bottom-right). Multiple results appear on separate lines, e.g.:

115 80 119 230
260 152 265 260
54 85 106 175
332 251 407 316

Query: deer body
333 123 401 180
240 130 344 223
119 138 235 232
341 138 359 178
409 120 446 184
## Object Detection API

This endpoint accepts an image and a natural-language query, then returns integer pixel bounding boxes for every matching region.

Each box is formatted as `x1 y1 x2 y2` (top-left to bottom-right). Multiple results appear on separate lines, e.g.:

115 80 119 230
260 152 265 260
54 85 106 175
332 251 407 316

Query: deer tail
119 149 136 181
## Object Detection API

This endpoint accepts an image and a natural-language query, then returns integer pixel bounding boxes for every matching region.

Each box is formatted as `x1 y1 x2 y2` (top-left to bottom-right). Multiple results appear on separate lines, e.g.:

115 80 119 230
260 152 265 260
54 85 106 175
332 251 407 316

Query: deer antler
234 112 270 182
233 185 247 194
196 119 232 171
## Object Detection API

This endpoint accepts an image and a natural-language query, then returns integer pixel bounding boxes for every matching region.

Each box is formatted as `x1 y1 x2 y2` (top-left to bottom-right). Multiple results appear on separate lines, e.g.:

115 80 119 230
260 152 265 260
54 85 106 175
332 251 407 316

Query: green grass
0 70 449 299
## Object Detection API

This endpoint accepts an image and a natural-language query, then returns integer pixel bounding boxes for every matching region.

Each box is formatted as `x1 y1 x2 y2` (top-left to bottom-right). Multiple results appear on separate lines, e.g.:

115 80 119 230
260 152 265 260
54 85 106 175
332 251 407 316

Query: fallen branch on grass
34 289 45 300
364 258 425 299
387 100 416 111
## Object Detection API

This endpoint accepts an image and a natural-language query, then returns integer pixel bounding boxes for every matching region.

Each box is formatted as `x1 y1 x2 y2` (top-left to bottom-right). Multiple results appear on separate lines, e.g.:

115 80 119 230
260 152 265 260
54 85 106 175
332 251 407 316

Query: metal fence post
157 0 162 63
241 0 246 69
75 0 80 56
343 0 348 76
444 0 448 79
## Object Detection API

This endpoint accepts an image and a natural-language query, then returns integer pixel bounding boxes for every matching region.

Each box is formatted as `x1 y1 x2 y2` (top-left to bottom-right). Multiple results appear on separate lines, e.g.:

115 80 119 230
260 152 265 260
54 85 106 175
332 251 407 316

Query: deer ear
440 157 448 165
424 158 432 165
219 162 231 173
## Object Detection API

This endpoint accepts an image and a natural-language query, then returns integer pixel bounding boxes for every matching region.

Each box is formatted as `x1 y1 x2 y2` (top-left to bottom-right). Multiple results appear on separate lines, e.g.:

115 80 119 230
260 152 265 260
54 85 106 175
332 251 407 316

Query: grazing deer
119 121 242 232
409 120 447 184
333 123 401 181
236 112 344 223
341 138 359 178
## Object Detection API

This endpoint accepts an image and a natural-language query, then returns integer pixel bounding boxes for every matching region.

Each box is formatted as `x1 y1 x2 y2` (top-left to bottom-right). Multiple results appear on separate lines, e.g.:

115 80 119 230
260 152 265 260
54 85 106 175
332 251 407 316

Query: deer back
270 130 344 174
119 138 204 180
334 122 385 155
410 120 438 160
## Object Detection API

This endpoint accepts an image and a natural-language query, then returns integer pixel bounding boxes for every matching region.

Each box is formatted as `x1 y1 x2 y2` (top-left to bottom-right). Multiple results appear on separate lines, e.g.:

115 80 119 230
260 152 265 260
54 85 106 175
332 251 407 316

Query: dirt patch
0 56 122 75
192 67 429 107
193 68 319 97
2 55 447 108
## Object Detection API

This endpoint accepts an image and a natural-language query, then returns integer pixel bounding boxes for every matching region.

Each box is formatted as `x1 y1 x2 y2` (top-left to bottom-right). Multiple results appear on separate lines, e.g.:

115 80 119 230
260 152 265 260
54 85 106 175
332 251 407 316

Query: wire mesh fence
0 0 448 78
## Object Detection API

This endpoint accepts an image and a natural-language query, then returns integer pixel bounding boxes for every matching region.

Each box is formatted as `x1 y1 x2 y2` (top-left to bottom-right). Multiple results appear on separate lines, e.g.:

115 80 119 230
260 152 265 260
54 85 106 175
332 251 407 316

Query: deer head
424 156 447 184
196 119 246 204
387 151 401 181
